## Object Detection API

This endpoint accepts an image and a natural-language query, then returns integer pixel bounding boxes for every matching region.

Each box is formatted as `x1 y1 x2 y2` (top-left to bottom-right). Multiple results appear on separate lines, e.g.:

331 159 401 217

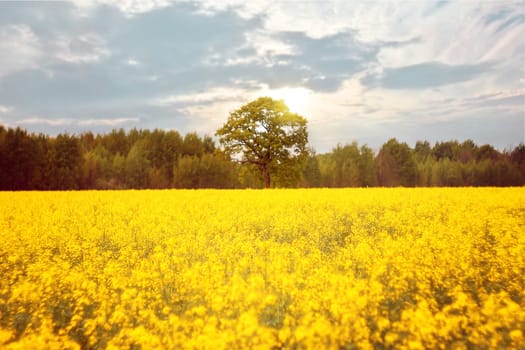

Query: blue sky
0 0 523 152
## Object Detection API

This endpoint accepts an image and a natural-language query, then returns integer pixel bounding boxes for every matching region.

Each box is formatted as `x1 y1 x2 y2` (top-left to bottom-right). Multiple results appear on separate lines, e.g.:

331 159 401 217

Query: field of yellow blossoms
0 188 524 349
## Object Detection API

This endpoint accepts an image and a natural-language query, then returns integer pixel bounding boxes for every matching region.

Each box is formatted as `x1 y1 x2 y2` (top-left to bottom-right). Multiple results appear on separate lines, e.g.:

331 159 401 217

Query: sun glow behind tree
263 87 312 116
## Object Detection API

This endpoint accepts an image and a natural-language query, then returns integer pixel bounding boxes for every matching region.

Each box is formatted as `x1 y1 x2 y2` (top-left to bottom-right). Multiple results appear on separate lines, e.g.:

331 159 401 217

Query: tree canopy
215 97 308 188
0 124 523 190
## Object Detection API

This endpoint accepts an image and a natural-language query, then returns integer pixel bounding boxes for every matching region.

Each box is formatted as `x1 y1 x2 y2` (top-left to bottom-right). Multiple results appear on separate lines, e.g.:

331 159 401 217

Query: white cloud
223 56 260 66
180 101 239 134
126 58 140 66
71 0 172 16
0 105 12 114
191 0 523 71
195 0 357 38
189 1 430 40
18 117 74 126
17 117 138 127
376 2 524 68
155 84 315 133
266 1 361 39
77 117 139 126
193 0 270 19
1 1 522 150
151 87 252 106
0 25 41 77
244 31 297 65
54 33 110 64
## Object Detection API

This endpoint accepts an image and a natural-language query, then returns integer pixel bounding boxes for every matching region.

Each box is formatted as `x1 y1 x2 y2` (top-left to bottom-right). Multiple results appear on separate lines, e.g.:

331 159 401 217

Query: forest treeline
0 125 524 190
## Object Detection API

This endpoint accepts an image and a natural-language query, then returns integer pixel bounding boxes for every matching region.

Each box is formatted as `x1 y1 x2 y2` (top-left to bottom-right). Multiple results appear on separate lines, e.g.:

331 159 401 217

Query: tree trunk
262 164 271 188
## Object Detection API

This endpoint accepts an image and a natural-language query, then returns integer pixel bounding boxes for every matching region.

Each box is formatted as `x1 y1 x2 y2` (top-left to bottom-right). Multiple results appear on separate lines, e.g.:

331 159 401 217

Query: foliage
301 149 321 187
215 97 308 188
0 126 523 189
0 188 524 349
173 153 239 189
318 143 376 187
0 127 225 190
375 138 418 187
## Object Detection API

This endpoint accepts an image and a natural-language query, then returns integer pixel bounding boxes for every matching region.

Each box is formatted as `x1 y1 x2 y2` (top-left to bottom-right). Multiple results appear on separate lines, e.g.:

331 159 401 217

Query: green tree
510 143 525 179
432 141 459 161
111 153 126 188
102 128 129 155
48 133 83 189
375 138 417 187
332 143 361 187
182 132 205 157
148 167 171 188
80 145 114 189
414 140 432 162
416 158 433 186
125 140 150 188
272 156 307 188
28 134 50 190
458 139 477 163
359 144 376 186
0 128 38 190
173 153 238 189
476 144 500 161
301 149 321 187
317 143 375 187
216 97 308 188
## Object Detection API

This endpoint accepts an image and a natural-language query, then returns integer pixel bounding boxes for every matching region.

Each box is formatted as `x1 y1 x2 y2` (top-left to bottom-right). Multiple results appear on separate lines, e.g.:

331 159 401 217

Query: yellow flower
0 188 523 349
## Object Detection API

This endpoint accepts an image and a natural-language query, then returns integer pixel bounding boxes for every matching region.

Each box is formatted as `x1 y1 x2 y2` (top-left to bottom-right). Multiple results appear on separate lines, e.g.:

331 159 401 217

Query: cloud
126 58 140 66
0 25 41 77
182 28 381 93
18 117 74 127
494 13 525 32
362 62 493 90
0 3 121 79
71 0 172 16
77 117 139 126
53 33 110 63
0 1 523 151
272 30 377 91
110 3 259 70
458 91 525 110
17 116 139 127
152 87 252 107
245 31 297 61
0 105 12 114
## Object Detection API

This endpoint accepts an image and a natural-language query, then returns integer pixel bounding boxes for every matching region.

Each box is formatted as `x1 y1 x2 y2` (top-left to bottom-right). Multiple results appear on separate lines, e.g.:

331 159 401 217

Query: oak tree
216 97 308 188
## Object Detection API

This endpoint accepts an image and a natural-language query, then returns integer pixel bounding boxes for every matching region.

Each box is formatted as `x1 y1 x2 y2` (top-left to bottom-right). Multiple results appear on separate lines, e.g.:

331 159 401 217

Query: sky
0 0 523 153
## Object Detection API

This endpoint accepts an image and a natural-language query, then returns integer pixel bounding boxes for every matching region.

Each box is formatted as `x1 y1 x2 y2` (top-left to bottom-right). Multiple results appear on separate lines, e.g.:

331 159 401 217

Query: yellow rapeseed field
0 188 524 349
